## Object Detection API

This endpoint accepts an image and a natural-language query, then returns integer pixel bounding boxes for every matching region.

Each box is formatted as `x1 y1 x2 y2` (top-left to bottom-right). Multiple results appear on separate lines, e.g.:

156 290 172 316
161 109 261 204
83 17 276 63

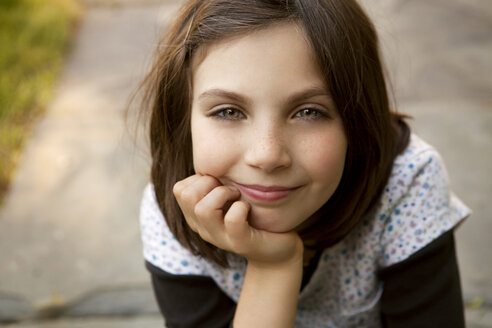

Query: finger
184 217 198 233
191 187 241 249
175 176 225 245
174 175 214 233
224 201 251 242
172 174 201 197
175 175 221 208
195 186 241 220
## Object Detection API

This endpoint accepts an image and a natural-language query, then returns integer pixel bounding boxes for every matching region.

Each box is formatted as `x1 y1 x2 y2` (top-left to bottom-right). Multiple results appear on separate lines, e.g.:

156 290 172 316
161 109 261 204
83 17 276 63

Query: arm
146 261 236 328
234 247 303 327
378 230 465 328
173 175 303 328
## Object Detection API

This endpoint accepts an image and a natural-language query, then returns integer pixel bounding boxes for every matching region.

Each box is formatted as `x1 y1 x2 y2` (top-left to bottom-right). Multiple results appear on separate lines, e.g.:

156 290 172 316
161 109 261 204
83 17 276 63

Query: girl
138 0 471 327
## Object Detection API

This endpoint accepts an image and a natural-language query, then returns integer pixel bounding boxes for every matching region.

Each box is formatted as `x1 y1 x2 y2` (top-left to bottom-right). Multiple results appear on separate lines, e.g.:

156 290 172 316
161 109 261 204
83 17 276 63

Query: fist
173 175 303 265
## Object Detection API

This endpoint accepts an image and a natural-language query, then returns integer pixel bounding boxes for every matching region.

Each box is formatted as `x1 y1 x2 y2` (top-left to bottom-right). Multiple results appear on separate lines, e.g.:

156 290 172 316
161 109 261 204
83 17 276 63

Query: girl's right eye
211 107 245 120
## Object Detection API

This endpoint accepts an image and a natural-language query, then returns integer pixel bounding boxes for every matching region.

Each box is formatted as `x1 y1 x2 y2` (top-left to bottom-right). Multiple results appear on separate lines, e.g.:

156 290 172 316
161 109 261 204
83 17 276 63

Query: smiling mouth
233 182 300 202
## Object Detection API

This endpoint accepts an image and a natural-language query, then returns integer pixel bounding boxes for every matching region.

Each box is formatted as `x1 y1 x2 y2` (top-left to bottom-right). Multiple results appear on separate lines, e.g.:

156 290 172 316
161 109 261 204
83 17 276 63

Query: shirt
140 134 471 327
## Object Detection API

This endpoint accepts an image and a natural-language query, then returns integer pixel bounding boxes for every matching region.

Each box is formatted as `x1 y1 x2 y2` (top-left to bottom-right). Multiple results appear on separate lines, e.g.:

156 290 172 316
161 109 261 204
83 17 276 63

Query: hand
173 174 303 265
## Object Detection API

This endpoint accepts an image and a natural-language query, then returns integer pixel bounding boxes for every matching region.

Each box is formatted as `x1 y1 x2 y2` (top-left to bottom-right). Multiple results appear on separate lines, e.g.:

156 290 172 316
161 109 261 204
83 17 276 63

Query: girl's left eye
294 108 326 120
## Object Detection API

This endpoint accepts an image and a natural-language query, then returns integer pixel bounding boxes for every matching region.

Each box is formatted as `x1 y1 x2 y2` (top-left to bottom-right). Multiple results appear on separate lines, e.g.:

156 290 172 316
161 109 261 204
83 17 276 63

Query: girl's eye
294 108 326 120
212 108 245 120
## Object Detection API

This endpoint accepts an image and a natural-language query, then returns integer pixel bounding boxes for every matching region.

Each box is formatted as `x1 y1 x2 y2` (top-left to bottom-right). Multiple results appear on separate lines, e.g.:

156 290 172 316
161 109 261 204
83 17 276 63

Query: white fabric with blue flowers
140 134 470 328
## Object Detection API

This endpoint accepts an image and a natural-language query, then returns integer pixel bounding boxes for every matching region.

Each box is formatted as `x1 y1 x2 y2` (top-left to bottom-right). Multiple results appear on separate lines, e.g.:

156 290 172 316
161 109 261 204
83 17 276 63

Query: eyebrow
197 86 332 106
197 89 251 105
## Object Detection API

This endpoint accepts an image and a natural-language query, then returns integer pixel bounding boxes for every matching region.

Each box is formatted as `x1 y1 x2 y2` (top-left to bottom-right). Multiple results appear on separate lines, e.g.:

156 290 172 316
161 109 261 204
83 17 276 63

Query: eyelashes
211 107 245 120
294 108 327 120
209 105 331 121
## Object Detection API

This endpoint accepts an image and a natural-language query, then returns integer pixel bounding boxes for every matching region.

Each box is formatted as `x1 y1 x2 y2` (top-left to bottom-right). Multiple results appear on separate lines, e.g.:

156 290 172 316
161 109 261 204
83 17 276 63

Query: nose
244 125 292 172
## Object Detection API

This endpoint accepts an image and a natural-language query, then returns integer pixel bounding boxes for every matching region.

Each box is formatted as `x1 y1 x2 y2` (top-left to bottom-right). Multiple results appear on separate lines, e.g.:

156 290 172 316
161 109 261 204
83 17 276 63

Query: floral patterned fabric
140 134 470 328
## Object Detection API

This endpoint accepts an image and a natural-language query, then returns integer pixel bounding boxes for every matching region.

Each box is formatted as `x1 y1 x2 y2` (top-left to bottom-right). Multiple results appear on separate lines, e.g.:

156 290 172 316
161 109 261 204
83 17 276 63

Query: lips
233 182 300 202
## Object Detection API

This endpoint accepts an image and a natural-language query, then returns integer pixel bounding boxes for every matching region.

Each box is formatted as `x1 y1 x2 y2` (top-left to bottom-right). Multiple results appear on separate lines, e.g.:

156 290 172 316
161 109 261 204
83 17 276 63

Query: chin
247 208 295 233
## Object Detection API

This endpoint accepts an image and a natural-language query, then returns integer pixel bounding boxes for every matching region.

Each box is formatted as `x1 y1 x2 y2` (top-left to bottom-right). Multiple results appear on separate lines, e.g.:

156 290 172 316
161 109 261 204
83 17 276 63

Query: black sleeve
378 229 465 328
145 261 236 328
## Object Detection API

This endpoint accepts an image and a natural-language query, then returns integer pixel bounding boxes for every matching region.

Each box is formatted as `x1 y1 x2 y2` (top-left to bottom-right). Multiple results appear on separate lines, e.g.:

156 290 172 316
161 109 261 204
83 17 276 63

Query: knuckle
194 201 209 218
214 185 231 197
186 220 198 233
172 182 182 196
180 187 196 203
194 227 208 241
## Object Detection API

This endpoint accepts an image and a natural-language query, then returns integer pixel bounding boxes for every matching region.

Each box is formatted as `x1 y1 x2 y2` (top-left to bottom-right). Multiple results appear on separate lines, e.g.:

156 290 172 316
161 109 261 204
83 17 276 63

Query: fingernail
229 186 239 193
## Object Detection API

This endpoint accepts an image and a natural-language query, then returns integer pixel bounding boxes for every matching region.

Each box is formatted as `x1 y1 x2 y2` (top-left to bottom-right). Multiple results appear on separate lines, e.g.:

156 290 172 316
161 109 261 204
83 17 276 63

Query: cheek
300 130 347 185
191 120 239 177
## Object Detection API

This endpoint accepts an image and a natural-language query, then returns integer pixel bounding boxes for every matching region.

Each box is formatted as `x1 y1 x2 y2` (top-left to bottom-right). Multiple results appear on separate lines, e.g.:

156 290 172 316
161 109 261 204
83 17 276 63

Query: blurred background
0 0 490 327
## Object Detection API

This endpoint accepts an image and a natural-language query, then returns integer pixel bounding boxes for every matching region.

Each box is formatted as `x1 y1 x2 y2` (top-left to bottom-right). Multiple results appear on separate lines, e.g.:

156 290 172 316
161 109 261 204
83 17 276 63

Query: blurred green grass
0 0 81 206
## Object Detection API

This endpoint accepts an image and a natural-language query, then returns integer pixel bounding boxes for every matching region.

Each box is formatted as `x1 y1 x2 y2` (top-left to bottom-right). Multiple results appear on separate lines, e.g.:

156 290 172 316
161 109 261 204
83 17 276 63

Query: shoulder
383 134 463 209
139 184 208 275
392 134 443 177
375 135 471 266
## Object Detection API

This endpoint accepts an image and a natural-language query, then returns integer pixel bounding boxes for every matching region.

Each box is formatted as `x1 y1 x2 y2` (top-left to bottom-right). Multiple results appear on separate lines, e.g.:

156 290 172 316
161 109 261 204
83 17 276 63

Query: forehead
190 22 326 98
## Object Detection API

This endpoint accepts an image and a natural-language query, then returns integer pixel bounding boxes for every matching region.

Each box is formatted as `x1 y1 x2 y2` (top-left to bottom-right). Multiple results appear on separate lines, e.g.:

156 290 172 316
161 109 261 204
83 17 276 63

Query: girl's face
190 23 347 233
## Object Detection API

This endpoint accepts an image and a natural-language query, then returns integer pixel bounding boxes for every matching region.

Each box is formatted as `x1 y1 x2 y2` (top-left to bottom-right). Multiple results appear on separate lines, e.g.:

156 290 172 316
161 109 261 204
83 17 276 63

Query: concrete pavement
360 0 492 301
0 0 182 324
0 0 491 326
363 0 492 325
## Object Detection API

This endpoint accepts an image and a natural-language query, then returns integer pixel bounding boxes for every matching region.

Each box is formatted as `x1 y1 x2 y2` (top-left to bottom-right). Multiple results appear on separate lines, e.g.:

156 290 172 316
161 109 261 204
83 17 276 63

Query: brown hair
139 0 410 266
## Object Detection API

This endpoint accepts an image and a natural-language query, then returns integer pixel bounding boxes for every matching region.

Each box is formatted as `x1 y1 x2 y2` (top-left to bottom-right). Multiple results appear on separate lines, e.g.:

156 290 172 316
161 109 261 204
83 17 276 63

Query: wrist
236 243 303 328
247 235 304 270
